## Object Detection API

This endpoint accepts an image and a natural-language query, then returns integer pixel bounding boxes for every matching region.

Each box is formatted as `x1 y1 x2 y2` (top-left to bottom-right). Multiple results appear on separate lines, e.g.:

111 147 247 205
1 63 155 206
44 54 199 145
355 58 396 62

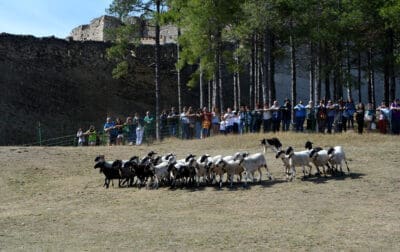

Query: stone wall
70 15 178 45
0 33 192 145
70 16 122 42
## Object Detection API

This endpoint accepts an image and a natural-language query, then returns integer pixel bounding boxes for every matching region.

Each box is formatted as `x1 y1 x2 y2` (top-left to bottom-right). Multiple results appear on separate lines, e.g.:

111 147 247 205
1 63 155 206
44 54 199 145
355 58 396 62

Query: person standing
85 125 97 146
144 111 155 142
186 107 196 139
251 104 262 133
134 113 144 145
316 100 327 133
294 100 306 132
201 107 212 138
364 103 375 132
167 107 179 137
355 103 365 134
211 107 220 136
104 117 117 146
270 100 281 133
305 101 316 132
281 99 292 131
326 100 336 134
124 117 136 145
340 99 348 132
390 98 400 134
160 109 169 140
114 118 124 145
194 108 203 139
219 115 227 135
76 128 85 146
224 107 234 134
345 98 356 129
262 103 272 133
244 106 253 133
334 102 343 133
180 107 190 139
376 102 389 134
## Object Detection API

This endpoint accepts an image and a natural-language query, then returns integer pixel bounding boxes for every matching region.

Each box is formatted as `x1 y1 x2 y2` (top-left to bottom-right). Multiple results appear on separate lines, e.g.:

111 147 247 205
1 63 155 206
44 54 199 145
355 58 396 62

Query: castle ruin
69 15 178 45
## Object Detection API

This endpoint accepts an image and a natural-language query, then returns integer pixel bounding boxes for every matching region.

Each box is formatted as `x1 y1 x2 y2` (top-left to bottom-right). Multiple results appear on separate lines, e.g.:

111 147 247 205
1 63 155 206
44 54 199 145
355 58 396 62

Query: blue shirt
294 104 306 117
104 121 117 136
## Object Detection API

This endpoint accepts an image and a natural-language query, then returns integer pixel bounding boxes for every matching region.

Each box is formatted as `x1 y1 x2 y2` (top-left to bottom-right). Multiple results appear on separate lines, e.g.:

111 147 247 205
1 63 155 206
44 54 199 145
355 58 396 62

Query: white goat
308 148 330 177
215 159 247 187
152 155 176 189
328 146 350 175
235 152 272 183
207 155 226 188
275 150 291 179
285 147 312 181
195 154 213 186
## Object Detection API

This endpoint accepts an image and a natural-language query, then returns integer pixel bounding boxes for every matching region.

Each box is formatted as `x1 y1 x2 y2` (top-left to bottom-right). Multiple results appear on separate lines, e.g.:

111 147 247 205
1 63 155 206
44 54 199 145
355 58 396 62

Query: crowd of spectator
76 98 400 146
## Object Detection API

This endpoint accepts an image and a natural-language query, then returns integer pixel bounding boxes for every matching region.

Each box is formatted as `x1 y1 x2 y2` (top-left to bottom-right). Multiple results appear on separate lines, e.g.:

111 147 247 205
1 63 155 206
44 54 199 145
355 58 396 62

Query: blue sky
0 0 112 38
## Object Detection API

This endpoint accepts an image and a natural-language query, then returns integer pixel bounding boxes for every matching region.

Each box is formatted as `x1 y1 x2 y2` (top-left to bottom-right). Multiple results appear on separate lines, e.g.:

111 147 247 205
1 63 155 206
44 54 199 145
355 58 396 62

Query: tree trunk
154 0 161 140
269 34 276 104
315 42 322 103
254 35 259 108
333 64 342 101
250 35 255 108
218 47 224 112
263 29 269 105
309 41 315 102
367 48 372 104
212 75 217 110
208 80 211 111
324 44 331 101
233 72 237 110
346 41 352 100
388 28 396 102
177 28 182 113
357 51 362 103
199 64 204 108
290 33 297 111
236 51 241 107
367 48 375 107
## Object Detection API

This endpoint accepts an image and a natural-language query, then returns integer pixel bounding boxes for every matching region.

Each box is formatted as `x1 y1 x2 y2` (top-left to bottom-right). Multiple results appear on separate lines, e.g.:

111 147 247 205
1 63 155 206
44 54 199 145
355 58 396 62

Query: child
85 125 97 146
219 116 227 135
76 128 85 146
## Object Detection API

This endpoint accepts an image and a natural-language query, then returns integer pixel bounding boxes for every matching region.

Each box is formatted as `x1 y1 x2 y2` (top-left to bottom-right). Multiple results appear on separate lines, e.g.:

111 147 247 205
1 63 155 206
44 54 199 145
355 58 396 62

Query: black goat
131 162 155 188
94 160 122 188
112 160 136 187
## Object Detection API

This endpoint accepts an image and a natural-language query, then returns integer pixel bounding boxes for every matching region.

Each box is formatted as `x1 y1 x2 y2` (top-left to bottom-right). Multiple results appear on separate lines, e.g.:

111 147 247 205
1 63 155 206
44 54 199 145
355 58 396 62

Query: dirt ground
1 132 399 250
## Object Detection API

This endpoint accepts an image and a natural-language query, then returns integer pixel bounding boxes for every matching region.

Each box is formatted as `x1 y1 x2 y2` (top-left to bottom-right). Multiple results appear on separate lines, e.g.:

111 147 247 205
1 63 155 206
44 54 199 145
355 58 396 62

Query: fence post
38 122 42 146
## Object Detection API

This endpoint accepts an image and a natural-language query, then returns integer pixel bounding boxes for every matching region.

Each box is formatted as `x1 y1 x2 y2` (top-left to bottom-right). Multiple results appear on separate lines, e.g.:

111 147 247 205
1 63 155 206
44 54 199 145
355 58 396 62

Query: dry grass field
1 132 399 250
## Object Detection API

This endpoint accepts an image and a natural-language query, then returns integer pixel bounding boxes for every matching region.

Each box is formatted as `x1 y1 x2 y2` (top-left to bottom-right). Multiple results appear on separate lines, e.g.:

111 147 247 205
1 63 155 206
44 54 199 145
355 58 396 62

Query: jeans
327 116 335 133
169 123 177 137
295 116 305 132
392 117 400 134
181 123 189 139
263 119 271 133
282 119 291 131
136 127 144 145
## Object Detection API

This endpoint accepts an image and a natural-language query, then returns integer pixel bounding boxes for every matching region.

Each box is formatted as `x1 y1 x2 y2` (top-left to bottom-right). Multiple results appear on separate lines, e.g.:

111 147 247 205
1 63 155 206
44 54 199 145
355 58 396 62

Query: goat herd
93 138 350 189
